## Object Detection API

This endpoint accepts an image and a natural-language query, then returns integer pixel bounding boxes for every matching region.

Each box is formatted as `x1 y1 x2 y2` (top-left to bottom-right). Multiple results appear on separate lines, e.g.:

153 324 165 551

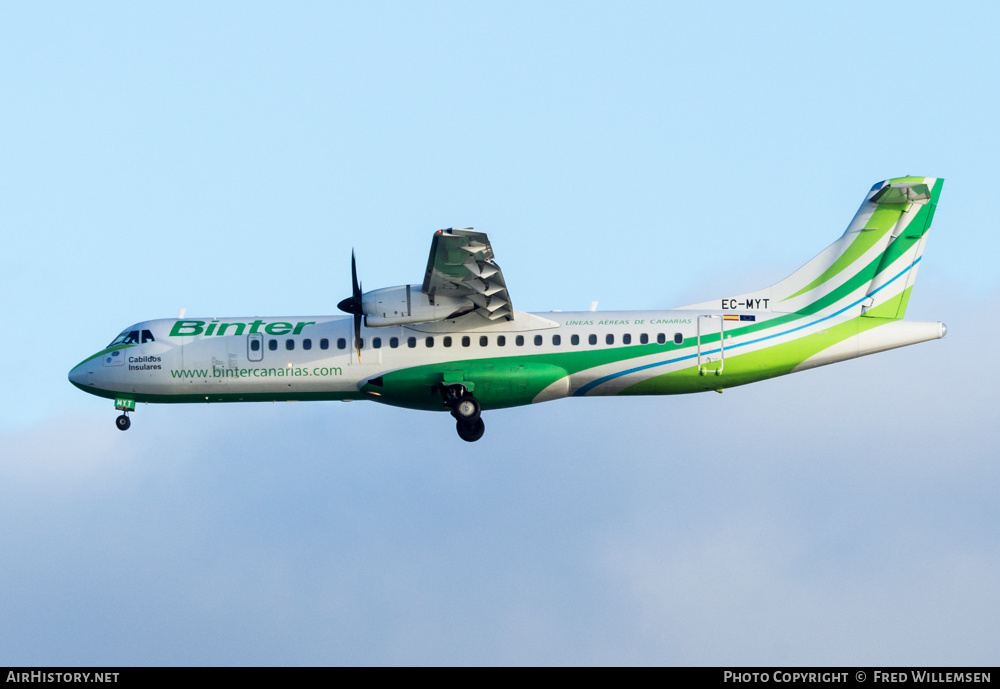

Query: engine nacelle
362 284 474 327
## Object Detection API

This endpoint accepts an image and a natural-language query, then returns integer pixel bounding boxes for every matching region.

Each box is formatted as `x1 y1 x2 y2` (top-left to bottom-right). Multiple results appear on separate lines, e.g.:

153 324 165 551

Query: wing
421 228 514 321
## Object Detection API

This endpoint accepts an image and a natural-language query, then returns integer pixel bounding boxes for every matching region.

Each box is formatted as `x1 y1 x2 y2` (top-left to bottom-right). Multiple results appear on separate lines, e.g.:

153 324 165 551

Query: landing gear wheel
116 414 131 431
453 395 481 422
456 417 485 442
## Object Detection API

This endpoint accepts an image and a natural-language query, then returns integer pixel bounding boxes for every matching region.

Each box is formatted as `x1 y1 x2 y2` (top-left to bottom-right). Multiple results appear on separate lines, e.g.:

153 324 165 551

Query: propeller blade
352 251 362 361
338 249 363 315
335 249 364 361
354 310 362 362
352 250 361 303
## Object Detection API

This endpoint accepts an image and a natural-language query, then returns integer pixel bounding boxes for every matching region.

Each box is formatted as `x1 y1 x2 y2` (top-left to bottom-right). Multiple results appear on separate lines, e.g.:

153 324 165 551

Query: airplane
69 176 946 442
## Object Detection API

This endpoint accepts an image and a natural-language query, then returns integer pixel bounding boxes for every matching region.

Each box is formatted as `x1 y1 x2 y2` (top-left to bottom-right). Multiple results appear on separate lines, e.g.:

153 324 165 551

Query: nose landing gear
443 384 486 442
114 397 135 432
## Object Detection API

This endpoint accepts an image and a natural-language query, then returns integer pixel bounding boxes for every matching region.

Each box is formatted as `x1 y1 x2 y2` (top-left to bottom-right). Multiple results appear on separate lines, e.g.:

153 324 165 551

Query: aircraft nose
68 361 90 388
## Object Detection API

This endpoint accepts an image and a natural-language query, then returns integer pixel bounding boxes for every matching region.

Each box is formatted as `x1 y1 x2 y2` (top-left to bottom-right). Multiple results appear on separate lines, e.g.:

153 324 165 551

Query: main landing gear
443 384 485 442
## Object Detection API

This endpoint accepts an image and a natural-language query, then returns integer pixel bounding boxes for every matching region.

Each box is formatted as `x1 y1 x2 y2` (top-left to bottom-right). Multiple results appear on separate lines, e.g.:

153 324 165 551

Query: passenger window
390 337 399 348
552 334 561 345
250 339 261 352
497 335 506 346
606 334 614 345
516 335 524 346
426 337 434 348
674 333 683 344
571 334 580 346
286 339 294 350
534 335 542 346
268 339 278 351
588 334 597 345
623 334 631 345
337 338 346 350
462 336 470 347
373 337 382 349
480 336 488 347
407 337 416 348
320 338 329 350
303 338 312 350
444 336 452 347
640 333 649 345
657 333 666 345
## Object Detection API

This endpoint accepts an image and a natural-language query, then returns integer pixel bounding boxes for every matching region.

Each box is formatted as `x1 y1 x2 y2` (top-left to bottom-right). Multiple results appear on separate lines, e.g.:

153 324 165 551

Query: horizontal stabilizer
870 183 931 205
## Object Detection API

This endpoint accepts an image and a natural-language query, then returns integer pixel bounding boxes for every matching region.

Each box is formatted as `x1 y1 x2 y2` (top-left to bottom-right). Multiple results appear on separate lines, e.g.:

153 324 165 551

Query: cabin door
697 315 725 376
247 333 264 362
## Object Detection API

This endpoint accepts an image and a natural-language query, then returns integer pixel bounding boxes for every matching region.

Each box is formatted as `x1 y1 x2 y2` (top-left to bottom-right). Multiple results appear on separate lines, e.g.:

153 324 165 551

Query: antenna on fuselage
589 302 598 312
177 308 186 319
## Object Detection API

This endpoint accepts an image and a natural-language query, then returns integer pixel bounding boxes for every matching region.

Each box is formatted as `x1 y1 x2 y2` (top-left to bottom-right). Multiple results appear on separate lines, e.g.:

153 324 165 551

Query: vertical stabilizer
679 177 943 319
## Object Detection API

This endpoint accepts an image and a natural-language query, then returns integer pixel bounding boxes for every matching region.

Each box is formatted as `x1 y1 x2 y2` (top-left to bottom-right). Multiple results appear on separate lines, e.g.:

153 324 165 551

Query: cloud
4 308 998 665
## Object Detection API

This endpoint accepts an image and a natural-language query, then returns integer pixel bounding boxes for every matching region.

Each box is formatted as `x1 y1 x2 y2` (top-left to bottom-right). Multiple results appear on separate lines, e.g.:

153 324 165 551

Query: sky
2 1 998 666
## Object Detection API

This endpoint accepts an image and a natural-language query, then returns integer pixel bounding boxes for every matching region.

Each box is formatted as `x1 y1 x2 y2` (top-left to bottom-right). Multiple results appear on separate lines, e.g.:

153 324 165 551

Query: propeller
336 250 363 361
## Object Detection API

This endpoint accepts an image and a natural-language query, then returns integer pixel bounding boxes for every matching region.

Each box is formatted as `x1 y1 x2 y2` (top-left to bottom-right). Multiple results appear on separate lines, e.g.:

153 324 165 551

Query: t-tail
681 176 946 369
686 176 943 315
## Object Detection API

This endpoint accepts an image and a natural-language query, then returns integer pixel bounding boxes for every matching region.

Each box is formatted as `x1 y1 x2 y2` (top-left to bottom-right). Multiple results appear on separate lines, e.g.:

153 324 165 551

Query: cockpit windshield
108 330 141 347
107 329 155 347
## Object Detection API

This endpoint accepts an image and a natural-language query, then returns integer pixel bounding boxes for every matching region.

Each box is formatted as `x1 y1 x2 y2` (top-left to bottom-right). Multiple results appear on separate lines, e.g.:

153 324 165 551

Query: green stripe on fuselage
73 343 136 368
366 340 703 411
622 311 891 395
69 384 363 405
